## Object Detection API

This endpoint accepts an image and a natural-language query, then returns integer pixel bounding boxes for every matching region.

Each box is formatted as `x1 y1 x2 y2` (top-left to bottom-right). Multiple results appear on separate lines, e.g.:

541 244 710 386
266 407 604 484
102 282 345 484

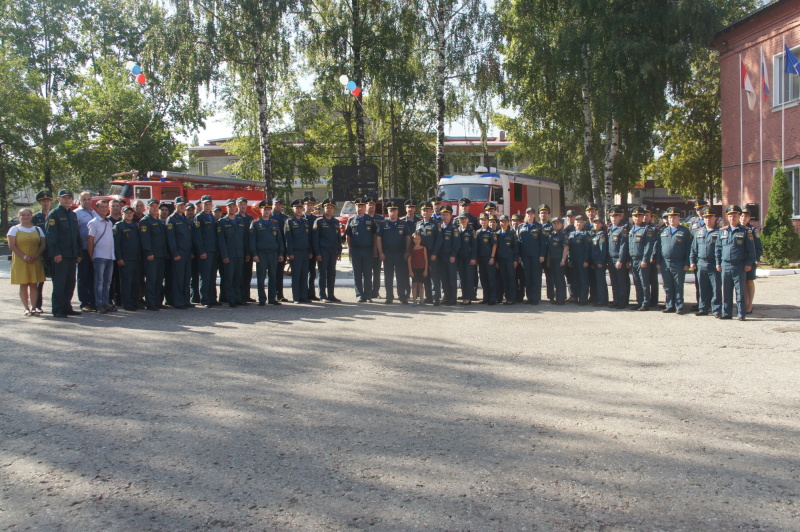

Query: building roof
712 0 789 46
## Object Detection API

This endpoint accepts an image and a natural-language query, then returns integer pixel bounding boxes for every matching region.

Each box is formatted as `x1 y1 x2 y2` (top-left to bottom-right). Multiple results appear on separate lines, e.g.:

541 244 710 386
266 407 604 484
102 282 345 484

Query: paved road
1 275 799 530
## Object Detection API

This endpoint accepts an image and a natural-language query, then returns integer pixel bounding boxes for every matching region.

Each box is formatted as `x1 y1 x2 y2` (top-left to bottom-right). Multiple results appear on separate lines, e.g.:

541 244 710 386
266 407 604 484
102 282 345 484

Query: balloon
351 87 361 98
136 73 146 84
346 80 356 91
338 74 349 85
132 64 142 75
125 61 135 71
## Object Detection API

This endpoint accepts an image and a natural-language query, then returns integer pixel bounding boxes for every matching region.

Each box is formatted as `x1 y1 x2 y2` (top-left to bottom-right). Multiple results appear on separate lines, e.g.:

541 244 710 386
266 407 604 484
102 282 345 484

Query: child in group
408 232 429 305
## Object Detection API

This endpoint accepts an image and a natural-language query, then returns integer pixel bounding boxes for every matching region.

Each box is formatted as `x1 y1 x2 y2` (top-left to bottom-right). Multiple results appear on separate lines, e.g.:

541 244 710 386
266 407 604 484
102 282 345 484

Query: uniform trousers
78 249 95 308
649 259 660 305
190 256 200 303
350 247 373 299
521 256 542 303
457 257 476 301
661 260 687 311
425 257 441 304
548 259 566 303
543 263 555 301
608 259 630 306
241 258 253 301
631 258 651 307
51 258 77 316
572 264 589 304
224 257 244 304
383 252 408 303
721 260 746 318
198 252 216 306
290 252 310 301
371 256 381 297
477 257 496 303
438 258 458 303
119 260 141 308
318 250 338 299
696 260 721 315
172 255 192 307
592 264 609 306
308 256 318 298
255 252 279 303
143 257 166 308
497 258 516 303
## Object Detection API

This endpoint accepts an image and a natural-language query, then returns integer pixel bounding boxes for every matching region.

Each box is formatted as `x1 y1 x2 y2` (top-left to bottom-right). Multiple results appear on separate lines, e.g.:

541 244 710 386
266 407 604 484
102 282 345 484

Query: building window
787 166 800 218
774 47 800 106
198 161 208 175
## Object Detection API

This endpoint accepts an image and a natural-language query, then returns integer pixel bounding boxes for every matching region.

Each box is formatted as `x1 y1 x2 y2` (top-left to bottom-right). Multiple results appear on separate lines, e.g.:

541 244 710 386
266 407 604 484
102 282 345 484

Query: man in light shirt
87 200 116 313
75 190 101 312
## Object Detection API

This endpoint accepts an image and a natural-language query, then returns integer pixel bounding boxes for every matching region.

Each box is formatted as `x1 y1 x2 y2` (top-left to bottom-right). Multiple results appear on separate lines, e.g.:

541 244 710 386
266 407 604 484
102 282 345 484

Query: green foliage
761 168 800 267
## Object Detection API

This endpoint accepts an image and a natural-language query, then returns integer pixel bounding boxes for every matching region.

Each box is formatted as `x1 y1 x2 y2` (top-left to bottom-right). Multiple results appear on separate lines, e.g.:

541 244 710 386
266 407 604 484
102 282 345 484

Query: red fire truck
94 170 266 216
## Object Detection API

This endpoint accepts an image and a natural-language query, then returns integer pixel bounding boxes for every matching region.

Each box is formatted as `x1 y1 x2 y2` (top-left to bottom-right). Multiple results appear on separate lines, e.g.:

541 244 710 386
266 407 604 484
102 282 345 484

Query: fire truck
94 170 266 216
437 170 562 218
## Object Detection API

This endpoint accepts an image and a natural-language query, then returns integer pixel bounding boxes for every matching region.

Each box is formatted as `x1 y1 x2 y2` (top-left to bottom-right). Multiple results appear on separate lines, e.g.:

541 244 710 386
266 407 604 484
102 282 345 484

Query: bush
761 168 800 268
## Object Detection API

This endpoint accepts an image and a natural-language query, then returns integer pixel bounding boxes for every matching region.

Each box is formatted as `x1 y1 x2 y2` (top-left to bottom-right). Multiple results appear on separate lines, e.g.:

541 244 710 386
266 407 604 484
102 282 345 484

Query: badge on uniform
195 221 201 228
167 223 173 229
48 218 56 226
141 226 148 232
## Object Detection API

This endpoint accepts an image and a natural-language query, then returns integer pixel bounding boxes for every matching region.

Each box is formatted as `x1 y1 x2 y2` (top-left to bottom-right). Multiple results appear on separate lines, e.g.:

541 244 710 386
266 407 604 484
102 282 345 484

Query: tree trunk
603 118 619 216
0 146 7 233
254 61 274 200
352 0 366 172
435 1 447 181
390 100 397 197
581 51 601 207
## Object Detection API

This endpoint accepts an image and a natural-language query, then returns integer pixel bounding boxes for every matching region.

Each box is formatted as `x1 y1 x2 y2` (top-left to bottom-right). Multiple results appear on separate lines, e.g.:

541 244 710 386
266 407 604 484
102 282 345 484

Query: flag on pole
741 60 756 111
785 44 800 75
761 51 770 101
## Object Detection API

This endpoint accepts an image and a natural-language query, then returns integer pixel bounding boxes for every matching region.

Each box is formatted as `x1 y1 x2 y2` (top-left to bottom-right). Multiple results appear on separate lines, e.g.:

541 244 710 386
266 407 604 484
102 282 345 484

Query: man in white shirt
75 191 101 311
87 201 116 313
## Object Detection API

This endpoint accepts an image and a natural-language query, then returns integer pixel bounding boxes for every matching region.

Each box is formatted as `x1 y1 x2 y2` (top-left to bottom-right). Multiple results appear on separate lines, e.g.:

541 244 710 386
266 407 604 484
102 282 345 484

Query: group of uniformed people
34 187 761 320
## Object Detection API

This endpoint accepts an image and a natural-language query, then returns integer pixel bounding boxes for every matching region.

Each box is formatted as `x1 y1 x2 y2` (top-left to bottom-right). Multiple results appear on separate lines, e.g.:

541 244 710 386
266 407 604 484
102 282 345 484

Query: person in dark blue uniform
690 207 721 317
495 215 519 305
741 207 762 314
416 201 442 306
456 212 477 304
589 217 609 307
284 199 312 303
186 202 200 303
31 190 53 314
270 198 289 302
644 207 661 307
475 213 498 305
250 200 284 306
567 215 591 305
113 206 142 311
45 190 82 317
345 197 376 302
303 196 320 300
538 204 556 302
458 198 480 230
657 206 693 314
546 217 568 305
437 205 460 305
166 196 194 309
606 205 630 309
312 198 342 303
510 214 525 302
715 205 756 320
193 195 218 308
366 197 383 299
517 207 545 305
687 199 710 310
430 196 444 222
139 198 168 311
627 206 656 311
218 198 250 306
234 198 255 303
376 201 409 304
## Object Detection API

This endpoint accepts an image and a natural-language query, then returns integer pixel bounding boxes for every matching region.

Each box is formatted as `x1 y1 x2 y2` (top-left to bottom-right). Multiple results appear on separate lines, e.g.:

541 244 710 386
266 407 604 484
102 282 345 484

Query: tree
761 168 800 268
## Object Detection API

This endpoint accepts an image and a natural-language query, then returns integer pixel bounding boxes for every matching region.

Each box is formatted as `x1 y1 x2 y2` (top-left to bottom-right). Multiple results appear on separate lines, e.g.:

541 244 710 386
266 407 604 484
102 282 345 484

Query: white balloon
338 74 349 85
125 61 135 70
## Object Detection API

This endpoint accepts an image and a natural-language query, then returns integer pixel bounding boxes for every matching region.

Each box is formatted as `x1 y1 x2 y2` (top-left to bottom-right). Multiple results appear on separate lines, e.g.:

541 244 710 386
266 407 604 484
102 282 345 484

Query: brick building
713 0 800 233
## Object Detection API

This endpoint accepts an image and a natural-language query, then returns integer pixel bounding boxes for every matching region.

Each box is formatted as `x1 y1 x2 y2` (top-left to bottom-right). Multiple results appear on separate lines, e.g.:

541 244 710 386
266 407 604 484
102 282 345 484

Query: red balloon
136 73 146 84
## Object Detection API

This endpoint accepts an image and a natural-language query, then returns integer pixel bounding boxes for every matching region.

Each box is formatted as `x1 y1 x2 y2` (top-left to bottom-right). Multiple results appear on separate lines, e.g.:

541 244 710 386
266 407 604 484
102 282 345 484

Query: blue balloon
346 80 356 91
132 64 141 75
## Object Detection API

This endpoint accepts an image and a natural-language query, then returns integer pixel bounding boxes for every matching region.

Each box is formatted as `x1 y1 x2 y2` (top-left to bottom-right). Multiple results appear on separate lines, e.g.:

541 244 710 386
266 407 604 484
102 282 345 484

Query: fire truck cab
437 170 562 218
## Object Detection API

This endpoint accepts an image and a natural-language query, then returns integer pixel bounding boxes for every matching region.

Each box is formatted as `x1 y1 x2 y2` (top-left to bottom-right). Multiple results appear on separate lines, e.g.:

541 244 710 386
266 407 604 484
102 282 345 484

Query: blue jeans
93 258 114 308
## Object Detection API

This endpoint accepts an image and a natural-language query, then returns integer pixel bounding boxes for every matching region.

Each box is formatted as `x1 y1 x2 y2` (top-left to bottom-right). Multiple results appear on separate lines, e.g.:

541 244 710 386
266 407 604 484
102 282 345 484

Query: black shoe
424 298 432 304
400 299 409 305
695 311 708 316
690 305 699 311
433 301 440 306
246 297 256 303
238 301 248 306
638 306 649 311
309 296 320 301
503 301 513 305
269 301 282 306
66 310 81 316
146 306 159 311
358 298 368 303
328 297 342 303
258 301 266 306
229 303 237 308
714 314 722 319
191 298 200 304
384 299 393 304
738 316 746 321
676 309 685 315
662 308 676 313
293 300 302 304
53 313 68 318
299 299 312 303
488 301 496 306
720 315 732 320
279 297 289 302
123 306 137 311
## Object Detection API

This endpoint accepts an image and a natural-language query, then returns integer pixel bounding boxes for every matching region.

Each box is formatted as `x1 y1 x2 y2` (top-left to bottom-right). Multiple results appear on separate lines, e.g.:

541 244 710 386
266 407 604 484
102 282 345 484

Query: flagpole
740 53 744 203
782 36 785 167
760 46 764 216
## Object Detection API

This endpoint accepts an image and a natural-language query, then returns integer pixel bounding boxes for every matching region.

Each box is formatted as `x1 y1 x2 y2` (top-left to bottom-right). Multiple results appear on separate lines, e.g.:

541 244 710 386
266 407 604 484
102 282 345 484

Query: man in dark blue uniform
607 205 630 309
166 196 194 309
567 215 591 305
546 217 568 305
715 205 756 320
193 195 218 308
590 217 609 306
285 199 312 303
235 197 255 303
31 190 53 313
346 197 376 302
416 201 442 306
303 196 320 300
627 206 656 311
113 206 142 311
517 207 545 305
250 200 285 305
495 215 519 305
475 212 498 305
140 198 168 311
538 204 556 302
741 207 762 314
367 197 384 299
456 212 477 304
657 206 693 314
45 190 82 317
312 198 342 303
376 201 409 304
644 207 660 307
458 198 479 229
437 205 460 305
218 198 250 307
270 198 289 302
690 207 721 317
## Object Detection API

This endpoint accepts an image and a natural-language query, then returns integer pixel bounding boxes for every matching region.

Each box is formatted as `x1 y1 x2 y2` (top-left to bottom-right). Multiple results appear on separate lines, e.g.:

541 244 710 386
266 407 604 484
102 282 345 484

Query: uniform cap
439 205 453 214
693 199 709 209
592 217 604 224
366 196 377 204
478 212 489 220
236 197 248 204
538 204 551 213
272 198 283 204
664 206 681 216
566 209 577 216
147 198 160 206
458 212 470 218
741 206 752 215
404 199 417 208
644 206 654 214
291 199 304 207
303 196 316 204
419 201 433 209
459 198 471 206
186 203 196 210
631 206 647 215
725 204 742 214
121 206 133 212
226 198 237 206
511 214 523 221
525 207 536 213
701 206 717 217
552 217 564 225
36 190 53 202
584 202 599 211
608 205 625 216
213 205 222 212
175 196 187 205
483 201 497 211
488 214 498 221
385 201 399 210
354 197 367 205
201 195 213 203
321 198 336 207
575 214 587 221
258 200 269 208
430 196 443 203
58 189 73 198
498 215 509 221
